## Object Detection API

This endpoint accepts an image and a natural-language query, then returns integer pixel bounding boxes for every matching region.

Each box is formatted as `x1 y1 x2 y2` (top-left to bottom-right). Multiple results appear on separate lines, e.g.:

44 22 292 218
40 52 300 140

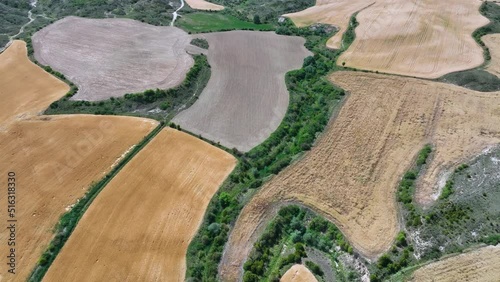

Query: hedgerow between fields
185 17 357 281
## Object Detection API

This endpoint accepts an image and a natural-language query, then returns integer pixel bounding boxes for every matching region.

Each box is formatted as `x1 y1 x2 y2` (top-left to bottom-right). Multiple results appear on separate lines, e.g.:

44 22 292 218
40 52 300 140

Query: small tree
253 15 261 24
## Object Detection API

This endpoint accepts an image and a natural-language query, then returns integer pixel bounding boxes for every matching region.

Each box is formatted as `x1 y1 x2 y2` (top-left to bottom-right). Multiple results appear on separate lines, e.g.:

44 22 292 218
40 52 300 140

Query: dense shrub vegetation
243 206 354 281
44 55 211 120
186 17 357 281
190 38 209 49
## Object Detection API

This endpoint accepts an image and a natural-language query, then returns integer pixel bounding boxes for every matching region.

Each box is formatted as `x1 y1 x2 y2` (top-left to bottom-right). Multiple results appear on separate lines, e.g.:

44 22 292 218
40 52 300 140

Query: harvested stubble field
280 264 318 282
173 31 311 152
484 34 500 77
0 40 68 129
44 128 236 282
220 72 500 281
33 16 194 101
410 245 500 282
185 0 224 11
335 0 488 78
0 115 157 281
283 0 374 49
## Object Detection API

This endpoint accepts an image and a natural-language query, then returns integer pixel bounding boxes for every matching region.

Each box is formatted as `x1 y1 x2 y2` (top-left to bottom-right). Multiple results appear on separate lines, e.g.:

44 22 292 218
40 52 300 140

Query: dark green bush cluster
242 206 351 281
416 144 432 165
190 38 209 49
305 261 324 277
186 18 349 281
439 180 454 200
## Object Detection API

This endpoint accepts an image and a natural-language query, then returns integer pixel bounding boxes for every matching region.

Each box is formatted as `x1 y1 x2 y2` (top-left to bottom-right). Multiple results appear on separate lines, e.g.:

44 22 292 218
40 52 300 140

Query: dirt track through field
411 245 500 282
33 16 194 101
280 264 318 282
173 31 311 152
0 115 157 281
219 72 500 281
484 34 500 77
0 40 68 129
44 128 236 282
338 0 488 78
185 0 223 10
283 0 374 49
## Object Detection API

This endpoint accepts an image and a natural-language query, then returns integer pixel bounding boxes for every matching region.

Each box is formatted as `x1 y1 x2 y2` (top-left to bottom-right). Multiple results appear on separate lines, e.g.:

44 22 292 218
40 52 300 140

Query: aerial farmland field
484 34 500 77
173 31 311 151
338 0 489 78
184 0 224 11
410 245 500 282
220 72 500 280
281 264 318 282
43 128 235 281
283 0 374 49
0 40 67 128
33 17 194 101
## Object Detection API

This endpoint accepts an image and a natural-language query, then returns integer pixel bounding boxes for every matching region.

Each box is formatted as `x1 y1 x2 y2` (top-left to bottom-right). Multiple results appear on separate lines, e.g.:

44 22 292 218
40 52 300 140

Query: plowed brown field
33 17 193 101
44 128 236 282
283 0 374 49
410 245 500 282
0 115 157 281
280 264 318 282
484 34 500 77
338 0 488 78
185 0 224 10
220 72 500 281
173 31 311 152
0 40 68 129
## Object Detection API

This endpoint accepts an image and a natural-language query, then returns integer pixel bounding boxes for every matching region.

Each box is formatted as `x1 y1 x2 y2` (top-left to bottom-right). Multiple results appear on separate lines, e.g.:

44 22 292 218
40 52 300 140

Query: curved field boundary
0 40 68 128
33 17 194 101
337 0 489 78
282 0 374 49
43 128 236 281
410 245 500 282
221 72 500 280
281 264 318 282
172 31 311 152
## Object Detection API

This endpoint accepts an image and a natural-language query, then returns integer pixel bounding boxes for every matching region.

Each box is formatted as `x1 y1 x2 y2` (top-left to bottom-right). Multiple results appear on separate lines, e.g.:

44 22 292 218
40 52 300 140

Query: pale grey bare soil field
173 31 311 152
32 16 193 101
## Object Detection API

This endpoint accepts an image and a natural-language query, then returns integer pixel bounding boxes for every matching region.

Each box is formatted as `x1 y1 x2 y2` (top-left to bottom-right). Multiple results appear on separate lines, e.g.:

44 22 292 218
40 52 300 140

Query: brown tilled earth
283 0 374 49
0 115 157 281
338 0 488 78
484 34 500 77
185 0 224 10
33 16 194 101
44 128 236 282
280 264 318 282
173 31 311 152
0 40 68 129
410 245 500 282
219 72 500 281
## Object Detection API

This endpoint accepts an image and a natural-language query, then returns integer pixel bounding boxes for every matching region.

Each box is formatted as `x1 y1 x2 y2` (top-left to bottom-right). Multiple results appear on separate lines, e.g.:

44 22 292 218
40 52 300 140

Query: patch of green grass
177 12 273 33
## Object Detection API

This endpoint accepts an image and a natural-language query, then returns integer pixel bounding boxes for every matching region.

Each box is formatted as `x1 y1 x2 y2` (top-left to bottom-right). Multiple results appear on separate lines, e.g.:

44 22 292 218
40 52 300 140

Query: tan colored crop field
0 115 157 281
185 0 224 10
484 34 500 77
410 245 500 282
0 40 68 129
281 264 318 282
44 128 236 282
220 72 500 281
283 0 374 49
173 31 311 152
338 0 488 78
33 16 194 101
